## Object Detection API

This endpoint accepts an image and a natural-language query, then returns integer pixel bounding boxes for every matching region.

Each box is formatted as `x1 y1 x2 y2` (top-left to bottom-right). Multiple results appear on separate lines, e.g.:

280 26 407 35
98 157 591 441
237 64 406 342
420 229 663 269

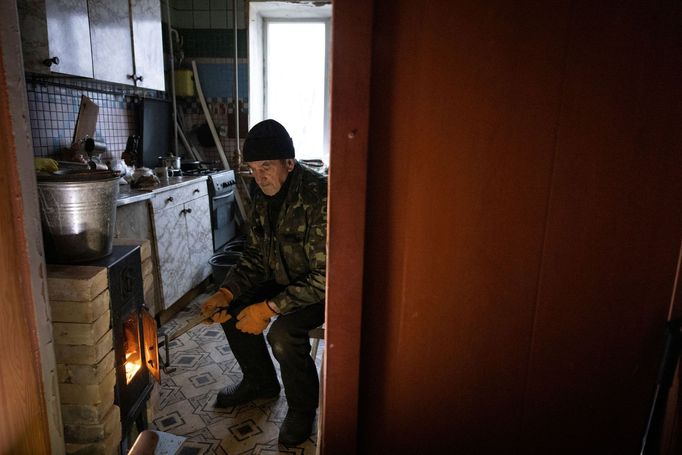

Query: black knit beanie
242 119 295 162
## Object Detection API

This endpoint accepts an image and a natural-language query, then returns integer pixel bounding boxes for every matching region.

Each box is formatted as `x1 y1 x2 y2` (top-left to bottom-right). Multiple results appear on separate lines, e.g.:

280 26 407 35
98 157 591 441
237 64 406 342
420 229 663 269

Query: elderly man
201 119 326 446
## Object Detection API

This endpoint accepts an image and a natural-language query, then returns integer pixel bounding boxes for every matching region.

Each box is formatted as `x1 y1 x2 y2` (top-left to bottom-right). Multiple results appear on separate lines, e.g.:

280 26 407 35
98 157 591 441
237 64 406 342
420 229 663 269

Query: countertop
116 175 208 207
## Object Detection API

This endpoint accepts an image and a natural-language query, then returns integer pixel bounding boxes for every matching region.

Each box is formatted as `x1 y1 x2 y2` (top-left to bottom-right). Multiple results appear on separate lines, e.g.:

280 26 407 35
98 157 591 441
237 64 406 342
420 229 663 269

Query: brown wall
356 1 682 453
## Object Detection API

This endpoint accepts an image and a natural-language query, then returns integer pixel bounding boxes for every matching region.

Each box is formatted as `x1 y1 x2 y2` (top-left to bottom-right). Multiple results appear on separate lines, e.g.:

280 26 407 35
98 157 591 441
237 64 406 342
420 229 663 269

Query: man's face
247 159 295 196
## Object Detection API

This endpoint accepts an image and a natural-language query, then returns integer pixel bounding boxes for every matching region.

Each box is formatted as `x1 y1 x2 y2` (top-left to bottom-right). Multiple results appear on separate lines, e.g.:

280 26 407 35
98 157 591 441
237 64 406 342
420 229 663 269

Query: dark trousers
220 282 325 412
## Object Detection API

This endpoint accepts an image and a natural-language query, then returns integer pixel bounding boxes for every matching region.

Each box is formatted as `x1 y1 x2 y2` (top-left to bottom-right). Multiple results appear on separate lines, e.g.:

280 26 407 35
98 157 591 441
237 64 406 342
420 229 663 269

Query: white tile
173 10 194 28
193 0 210 10
193 10 211 28
172 0 193 10
210 0 228 10
226 9 246 29
210 11 228 29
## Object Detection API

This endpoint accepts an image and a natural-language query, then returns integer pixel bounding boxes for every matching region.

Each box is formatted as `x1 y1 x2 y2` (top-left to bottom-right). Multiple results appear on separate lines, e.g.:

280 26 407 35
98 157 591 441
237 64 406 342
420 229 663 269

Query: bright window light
265 21 327 162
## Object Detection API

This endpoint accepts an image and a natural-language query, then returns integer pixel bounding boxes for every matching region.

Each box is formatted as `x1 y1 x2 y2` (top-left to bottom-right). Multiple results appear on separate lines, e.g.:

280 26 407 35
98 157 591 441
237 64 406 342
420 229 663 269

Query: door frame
320 1 373 453
0 0 62 452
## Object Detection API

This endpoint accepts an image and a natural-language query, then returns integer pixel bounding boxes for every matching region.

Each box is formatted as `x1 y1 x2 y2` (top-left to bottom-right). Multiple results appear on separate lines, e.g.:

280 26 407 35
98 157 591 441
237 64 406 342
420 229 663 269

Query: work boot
215 380 280 408
278 409 316 447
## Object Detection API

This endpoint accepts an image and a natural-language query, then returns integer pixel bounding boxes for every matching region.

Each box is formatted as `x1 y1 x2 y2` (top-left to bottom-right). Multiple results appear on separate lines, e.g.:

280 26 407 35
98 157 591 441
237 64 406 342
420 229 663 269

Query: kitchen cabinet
151 182 212 309
88 0 133 86
18 0 94 77
129 0 165 91
89 0 165 90
19 0 165 91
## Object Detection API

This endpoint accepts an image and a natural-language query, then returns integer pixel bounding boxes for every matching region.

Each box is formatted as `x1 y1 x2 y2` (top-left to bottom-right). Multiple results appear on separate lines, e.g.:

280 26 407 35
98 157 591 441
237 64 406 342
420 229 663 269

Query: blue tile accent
195 63 249 99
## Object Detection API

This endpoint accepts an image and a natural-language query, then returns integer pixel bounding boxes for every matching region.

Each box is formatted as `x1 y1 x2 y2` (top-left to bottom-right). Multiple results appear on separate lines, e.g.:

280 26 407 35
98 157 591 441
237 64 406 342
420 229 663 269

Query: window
249 2 331 164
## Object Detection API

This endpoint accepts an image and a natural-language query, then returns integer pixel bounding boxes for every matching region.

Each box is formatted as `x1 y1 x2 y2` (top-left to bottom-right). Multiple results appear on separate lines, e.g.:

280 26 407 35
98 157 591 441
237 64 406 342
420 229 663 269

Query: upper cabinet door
89 0 134 85
130 0 165 91
19 0 93 77
44 0 93 77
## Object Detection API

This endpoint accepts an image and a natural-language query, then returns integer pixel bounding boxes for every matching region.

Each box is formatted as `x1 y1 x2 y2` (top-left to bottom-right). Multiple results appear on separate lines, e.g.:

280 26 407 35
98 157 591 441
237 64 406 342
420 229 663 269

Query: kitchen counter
116 175 208 207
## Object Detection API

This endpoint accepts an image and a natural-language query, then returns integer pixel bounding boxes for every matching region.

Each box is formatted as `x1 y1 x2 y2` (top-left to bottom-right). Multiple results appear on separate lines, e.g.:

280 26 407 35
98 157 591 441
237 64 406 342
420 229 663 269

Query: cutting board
72 95 99 144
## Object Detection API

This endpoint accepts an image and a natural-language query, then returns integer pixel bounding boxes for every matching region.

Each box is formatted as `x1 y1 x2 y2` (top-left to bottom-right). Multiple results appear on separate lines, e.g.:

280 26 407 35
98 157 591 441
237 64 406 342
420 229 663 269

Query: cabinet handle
136 75 144 82
166 196 174 203
193 189 200 194
185 208 192 214
43 56 59 67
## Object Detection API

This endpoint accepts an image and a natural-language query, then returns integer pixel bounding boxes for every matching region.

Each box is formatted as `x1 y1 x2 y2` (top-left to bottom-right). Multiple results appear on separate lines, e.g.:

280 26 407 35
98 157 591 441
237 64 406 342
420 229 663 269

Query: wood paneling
0 42 52 454
341 0 682 453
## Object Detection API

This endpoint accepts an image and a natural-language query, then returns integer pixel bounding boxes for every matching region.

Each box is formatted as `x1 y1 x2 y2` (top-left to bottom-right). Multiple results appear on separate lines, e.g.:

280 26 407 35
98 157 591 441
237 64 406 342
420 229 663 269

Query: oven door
141 308 160 383
211 190 237 251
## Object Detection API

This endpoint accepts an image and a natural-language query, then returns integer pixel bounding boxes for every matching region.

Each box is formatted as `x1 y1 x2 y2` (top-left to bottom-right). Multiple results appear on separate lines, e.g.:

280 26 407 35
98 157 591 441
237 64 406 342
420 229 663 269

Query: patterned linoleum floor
153 291 324 455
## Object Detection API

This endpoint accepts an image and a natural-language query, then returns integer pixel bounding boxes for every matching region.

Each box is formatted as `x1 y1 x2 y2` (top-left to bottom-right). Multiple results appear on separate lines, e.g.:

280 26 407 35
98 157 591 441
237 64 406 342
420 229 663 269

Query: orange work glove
235 301 277 335
201 288 234 324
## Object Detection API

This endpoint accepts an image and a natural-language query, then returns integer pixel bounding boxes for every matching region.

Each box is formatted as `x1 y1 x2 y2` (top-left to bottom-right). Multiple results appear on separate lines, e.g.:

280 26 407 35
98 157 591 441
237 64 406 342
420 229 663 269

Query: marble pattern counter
116 176 208 207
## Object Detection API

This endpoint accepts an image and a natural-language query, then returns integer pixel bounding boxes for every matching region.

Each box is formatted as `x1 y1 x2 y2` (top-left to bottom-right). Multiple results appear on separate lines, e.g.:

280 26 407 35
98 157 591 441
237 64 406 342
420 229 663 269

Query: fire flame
125 351 142 383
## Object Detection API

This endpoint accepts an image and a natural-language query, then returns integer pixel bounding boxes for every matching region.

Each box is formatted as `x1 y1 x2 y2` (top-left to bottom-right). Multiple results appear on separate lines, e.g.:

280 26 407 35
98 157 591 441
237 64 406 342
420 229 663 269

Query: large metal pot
37 172 120 263
161 155 181 170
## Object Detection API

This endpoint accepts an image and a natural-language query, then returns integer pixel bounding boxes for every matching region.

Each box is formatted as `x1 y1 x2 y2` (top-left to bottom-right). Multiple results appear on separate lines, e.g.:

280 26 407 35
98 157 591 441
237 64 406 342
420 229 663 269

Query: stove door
211 190 237 251
141 308 160 383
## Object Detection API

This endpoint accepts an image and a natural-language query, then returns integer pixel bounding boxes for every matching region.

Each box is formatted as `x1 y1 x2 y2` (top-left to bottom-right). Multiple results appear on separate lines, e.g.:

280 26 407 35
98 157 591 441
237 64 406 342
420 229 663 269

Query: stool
309 325 325 358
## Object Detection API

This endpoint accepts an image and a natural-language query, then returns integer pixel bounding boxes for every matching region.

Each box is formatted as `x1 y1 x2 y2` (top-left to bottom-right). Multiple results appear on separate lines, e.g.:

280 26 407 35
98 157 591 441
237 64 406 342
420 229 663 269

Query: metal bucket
208 251 242 285
37 174 120 263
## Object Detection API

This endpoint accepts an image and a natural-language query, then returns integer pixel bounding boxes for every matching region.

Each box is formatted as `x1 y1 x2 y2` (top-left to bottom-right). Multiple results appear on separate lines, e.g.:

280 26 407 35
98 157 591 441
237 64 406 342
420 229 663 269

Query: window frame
248 1 332 162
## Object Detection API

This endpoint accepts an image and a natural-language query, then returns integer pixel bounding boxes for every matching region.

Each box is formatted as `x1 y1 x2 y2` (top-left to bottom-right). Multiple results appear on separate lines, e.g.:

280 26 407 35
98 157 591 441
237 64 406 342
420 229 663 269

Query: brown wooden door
327 1 682 453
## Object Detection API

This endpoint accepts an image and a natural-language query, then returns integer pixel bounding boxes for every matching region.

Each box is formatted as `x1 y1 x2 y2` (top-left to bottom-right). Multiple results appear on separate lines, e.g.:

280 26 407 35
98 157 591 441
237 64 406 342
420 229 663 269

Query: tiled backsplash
25 70 248 168
177 29 247 58
177 95 246 167
170 0 246 30
25 74 164 161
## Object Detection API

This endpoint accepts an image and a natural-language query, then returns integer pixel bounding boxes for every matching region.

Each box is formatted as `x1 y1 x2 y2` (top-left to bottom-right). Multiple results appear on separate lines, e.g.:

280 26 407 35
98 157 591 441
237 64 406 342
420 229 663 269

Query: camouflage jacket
222 163 327 314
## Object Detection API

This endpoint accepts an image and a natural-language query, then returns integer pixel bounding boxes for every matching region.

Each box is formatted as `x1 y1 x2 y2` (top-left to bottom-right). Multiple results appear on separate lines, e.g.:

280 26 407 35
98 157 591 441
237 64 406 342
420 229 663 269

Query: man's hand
235 301 277 335
201 288 234 324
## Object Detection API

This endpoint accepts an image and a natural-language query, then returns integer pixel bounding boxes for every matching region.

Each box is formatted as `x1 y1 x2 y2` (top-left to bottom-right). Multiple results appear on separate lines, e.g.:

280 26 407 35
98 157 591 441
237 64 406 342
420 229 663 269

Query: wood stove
88 245 160 454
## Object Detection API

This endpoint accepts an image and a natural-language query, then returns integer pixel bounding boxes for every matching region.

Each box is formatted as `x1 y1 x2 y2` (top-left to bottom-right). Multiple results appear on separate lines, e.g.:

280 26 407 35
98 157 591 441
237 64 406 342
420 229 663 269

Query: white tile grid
193 0 210 10
154 292 324 454
193 10 211 28
172 0 194 10
171 9 194 28
210 12 228 29
170 2 245 29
